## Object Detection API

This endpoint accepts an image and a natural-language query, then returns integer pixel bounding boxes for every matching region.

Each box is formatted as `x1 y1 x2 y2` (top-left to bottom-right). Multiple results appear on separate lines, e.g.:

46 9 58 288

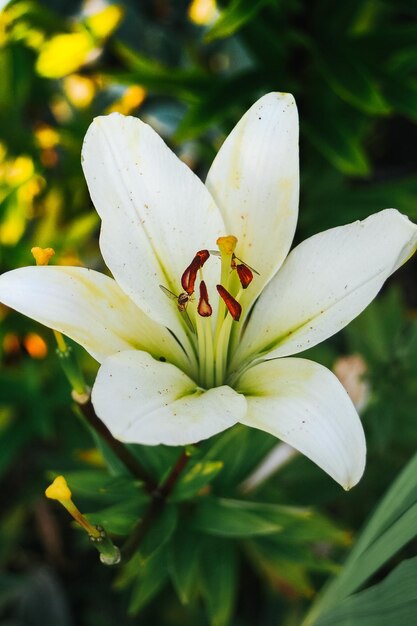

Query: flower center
160 235 256 388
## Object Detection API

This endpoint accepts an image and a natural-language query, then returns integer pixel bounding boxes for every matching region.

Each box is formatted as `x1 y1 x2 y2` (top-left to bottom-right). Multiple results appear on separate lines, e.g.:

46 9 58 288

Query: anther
216 285 242 321
198 280 212 317
236 263 253 288
181 249 210 295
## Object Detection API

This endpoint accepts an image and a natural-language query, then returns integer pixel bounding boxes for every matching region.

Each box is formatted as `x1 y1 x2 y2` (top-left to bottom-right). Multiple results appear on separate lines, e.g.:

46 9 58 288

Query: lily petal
234 209 417 365
92 350 246 445
82 113 225 342
0 266 186 368
236 358 366 489
206 92 299 313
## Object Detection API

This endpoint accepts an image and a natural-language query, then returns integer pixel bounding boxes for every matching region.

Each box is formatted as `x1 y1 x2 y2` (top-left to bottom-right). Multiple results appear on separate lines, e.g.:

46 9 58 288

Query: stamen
236 263 253 289
181 249 210 295
197 280 212 317
216 285 242 321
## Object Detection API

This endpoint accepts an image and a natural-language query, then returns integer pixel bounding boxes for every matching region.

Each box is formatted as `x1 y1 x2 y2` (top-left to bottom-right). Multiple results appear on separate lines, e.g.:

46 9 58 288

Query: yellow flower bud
45 475 72 502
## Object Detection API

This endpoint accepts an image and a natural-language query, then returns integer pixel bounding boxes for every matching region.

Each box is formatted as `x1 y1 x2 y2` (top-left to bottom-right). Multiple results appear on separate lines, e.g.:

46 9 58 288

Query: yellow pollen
31 246 55 266
45 475 72 502
217 235 237 255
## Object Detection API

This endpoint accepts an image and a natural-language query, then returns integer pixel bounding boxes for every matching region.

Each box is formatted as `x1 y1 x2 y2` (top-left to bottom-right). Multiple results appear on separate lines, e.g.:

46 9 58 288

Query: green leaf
303 450 417 625
168 523 202 604
204 0 270 42
201 425 276 490
192 497 311 537
63 470 145 505
201 538 237 626
382 75 417 122
113 42 210 100
171 460 223 501
314 38 390 115
128 547 168 614
303 113 370 177
314 556 417 626
86 499 147 535
139 503 178 559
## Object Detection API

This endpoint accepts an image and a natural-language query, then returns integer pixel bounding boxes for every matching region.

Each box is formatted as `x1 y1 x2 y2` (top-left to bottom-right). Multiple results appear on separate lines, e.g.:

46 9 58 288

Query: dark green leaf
168 523 202 604
171 460 223 501
205 0 270 42
139 503 178 559
314 556 417 626
201 538 237 626
128 547 168 614
314 39 390 115
192 497 311 537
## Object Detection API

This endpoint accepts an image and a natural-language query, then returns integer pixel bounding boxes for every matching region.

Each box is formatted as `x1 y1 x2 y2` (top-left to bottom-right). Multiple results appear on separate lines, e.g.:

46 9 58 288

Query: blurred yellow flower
106 85 146 115
36 31 96 79
188 0 218 25
85 4 123 39
64 74 96 109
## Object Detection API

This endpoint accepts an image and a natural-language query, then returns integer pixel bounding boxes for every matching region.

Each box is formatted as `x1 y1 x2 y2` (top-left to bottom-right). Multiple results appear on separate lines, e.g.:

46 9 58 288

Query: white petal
82 113 225 342
236 358 366 489
234 209 417 365
206 92 299 312
0 266 186 368
92 350 246 446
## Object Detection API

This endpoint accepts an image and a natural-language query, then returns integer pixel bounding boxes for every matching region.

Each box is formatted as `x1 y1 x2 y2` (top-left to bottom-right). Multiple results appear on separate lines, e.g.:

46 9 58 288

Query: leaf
314 37 390 115
314 556 417 626
128 547 168 614
201 425 276 491
63 470 145 505
171 460 223 501
201 538 237 626
303 450 417 625
139 503 178 559
168 523 202 604
382 74 417 122
114 42 210 99
204 0 270 42
192 497 311 537
86 499 147 535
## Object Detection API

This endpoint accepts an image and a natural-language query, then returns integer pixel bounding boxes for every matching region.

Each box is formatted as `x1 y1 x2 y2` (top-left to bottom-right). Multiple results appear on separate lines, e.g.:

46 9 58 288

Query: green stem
74 394 157 493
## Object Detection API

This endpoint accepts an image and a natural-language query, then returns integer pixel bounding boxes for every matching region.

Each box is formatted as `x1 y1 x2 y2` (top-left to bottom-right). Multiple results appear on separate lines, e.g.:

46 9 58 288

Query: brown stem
158 450 190 498
74 395 157 493
122 450 191 560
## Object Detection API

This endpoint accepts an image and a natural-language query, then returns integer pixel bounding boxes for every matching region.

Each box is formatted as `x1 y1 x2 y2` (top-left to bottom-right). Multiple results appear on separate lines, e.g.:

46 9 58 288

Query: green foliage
304 449 417 625
312 556 417 626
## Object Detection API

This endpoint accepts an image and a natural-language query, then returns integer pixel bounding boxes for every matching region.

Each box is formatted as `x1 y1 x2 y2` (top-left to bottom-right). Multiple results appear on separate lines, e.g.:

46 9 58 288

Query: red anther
181 250 210 295
181 258 199 295
196 249 210 266
236 263 253 289
216 285 242 321
198 281 212 317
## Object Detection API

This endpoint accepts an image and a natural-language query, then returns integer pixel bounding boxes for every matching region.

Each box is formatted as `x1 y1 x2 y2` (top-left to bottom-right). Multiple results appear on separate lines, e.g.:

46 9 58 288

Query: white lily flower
1 93 417 490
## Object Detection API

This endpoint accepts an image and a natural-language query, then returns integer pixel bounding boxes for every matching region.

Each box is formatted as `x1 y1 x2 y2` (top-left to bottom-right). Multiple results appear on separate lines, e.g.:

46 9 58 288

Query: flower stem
74 393 157 493
122 449 191 560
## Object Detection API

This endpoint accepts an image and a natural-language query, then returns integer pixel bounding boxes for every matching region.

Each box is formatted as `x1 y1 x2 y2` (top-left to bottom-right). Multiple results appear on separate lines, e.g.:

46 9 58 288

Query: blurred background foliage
1 0 417 624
